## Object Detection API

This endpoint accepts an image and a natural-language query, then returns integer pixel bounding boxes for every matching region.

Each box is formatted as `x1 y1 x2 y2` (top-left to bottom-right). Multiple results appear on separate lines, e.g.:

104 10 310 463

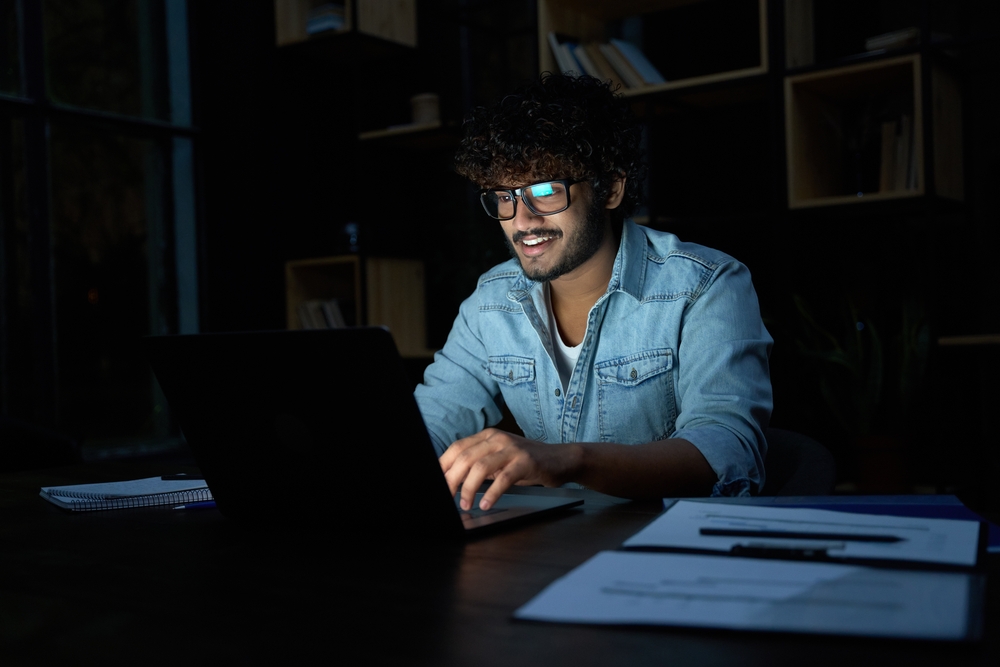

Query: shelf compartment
275 0 417 48
286 255 433 358
538 0 768 96
785 54 962 209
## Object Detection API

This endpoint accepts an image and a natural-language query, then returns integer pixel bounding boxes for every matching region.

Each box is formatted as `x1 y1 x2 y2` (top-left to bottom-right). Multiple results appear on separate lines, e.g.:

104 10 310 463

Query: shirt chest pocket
594 349 676 443
487 356 545 441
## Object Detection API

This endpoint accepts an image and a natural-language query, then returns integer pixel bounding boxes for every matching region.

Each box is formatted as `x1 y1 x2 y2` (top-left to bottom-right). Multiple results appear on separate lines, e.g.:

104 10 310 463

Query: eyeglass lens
482 181 570 220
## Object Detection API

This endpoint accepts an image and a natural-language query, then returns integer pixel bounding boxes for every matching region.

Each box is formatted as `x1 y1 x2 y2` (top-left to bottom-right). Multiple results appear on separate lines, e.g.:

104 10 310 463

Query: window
0 0 198 458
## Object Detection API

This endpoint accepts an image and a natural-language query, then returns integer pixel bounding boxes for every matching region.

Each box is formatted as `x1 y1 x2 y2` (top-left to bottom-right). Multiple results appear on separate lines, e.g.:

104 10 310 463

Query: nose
508 195 541 230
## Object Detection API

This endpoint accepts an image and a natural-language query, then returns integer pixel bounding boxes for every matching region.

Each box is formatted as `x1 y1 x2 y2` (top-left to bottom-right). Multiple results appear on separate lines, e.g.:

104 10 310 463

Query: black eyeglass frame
478 178 585 221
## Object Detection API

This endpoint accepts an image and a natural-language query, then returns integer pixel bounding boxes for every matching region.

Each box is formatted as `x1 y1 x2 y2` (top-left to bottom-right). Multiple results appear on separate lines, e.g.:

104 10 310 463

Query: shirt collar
608 219 646 301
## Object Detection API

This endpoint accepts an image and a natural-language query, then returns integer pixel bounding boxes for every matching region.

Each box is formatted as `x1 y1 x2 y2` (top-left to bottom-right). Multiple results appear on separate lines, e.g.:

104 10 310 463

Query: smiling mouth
512 229 562 246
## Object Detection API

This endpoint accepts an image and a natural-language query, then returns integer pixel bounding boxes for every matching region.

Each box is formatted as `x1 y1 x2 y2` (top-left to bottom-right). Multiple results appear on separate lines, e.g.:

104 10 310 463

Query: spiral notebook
40 476 213 512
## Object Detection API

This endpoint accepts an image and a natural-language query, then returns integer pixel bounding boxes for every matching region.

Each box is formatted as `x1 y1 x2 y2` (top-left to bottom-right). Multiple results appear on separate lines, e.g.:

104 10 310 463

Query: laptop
142 327 582 535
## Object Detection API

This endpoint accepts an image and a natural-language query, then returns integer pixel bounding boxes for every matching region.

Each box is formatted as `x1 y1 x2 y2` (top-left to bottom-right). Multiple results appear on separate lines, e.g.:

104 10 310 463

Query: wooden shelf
358 120 441 141
785 54 963 209
538 0 768 96
285 255 434 358
938 335 1000 347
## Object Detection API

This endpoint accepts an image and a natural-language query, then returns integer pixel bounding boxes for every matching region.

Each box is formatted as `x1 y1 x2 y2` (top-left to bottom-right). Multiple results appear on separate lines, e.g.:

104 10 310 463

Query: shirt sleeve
670 259 773 496
414 291 504 456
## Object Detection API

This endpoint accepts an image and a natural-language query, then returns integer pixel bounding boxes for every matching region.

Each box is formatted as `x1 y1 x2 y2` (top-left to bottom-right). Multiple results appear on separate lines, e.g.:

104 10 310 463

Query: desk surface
2 461 999 665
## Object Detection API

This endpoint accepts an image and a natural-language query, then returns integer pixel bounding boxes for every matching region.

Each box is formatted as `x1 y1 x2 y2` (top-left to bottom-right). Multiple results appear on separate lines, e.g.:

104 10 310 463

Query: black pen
699 528 904 543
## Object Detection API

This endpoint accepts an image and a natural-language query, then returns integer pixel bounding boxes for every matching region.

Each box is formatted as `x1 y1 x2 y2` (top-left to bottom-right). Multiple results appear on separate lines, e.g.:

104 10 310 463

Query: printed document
514 551 980 640
622 500 981 566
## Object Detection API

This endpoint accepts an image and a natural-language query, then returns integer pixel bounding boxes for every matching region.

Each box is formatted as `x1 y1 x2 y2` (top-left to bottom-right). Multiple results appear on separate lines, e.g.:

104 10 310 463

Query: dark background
188 1 1000 495
2 0 998 495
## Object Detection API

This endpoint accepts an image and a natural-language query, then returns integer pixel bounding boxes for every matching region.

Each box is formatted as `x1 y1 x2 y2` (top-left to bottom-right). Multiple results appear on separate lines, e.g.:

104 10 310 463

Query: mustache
511 228 563 244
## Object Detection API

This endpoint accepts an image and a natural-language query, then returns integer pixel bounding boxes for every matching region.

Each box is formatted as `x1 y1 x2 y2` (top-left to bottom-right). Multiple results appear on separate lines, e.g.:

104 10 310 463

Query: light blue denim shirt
414 220 773 496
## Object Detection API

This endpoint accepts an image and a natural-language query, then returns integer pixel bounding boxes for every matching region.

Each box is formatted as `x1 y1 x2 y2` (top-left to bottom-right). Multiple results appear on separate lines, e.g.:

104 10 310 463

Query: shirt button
554 388 561 397
508 370 514 381
630 367 638 380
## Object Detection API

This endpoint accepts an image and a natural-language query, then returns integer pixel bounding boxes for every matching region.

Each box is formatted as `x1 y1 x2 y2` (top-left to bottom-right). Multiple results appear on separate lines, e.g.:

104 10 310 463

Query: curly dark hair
455 73 646 225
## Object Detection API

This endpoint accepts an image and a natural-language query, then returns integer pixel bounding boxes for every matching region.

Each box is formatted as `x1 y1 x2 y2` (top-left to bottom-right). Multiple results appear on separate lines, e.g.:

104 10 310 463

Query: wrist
557 442 586 486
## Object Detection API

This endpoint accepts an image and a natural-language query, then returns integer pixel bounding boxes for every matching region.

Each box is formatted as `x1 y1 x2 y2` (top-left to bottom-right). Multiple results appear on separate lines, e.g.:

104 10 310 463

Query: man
414 74 772 511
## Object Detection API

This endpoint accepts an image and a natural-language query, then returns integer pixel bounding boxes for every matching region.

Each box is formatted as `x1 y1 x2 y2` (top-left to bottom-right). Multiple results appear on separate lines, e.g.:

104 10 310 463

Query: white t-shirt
545 284 583 390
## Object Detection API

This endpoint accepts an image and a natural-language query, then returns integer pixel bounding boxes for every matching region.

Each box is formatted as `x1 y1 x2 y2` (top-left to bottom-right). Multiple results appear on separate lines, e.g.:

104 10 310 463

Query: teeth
523 237 552 246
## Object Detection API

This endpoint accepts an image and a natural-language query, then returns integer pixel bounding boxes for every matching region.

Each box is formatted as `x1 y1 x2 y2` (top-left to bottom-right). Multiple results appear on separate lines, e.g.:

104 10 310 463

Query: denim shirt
414 220 773 496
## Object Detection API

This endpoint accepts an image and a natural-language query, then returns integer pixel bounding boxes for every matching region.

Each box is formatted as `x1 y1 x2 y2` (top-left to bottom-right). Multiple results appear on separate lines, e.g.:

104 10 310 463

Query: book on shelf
599 42 644 88
609 38 665 85
784 0 815 68
40 476 212 512
547 33 663 90
547 32 583 76
571 43 602 80
298 299 346 329
306 3 346 36
894 114 913 192
878 119 897 192
879 115 918 193
321 299 347 328
865 27 920 52
581 42 626 91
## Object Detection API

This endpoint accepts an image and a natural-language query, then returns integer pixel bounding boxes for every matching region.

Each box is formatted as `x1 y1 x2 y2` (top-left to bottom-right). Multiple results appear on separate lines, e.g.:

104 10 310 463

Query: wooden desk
2 462 998 665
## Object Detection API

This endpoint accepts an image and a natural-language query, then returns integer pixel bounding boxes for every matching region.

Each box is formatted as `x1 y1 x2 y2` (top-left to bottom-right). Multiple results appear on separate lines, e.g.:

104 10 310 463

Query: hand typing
439 429 581 511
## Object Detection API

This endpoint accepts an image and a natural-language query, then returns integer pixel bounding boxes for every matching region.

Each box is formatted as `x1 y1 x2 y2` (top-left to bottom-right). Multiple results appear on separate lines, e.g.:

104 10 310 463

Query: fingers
439 430 494 498
439 429 492 475
438 430 559 511
477 464 521 510
439 429 519 510
458 445 522 511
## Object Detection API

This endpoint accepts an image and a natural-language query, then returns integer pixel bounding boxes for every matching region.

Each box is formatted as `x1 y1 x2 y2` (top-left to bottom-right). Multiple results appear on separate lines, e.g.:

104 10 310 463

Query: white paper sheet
514 551 978 640
622 500 981 566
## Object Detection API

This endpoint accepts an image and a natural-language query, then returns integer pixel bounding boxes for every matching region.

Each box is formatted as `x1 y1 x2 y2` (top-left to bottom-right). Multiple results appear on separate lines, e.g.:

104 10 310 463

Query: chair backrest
759 427 836 496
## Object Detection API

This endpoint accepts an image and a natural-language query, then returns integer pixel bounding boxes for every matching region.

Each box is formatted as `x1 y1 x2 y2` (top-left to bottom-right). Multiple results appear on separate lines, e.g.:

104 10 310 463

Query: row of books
879 114 918 193
306 3 346 36
297 298 347 329
547 32 666 89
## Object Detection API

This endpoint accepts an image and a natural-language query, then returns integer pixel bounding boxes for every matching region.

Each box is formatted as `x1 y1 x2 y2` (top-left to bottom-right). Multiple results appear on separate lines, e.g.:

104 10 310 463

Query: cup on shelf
410 93 440 125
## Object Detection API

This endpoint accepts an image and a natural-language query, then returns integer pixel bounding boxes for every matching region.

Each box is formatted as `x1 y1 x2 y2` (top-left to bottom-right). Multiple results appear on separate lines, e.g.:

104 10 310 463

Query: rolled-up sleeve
670 259 773 496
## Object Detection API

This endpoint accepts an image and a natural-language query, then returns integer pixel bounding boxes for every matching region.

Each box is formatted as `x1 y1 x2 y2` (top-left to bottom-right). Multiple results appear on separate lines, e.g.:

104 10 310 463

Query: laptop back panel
144 328 464 534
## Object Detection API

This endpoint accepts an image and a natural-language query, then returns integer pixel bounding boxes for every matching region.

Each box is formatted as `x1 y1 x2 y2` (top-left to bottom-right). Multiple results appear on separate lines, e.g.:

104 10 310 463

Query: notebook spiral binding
71 488 214 511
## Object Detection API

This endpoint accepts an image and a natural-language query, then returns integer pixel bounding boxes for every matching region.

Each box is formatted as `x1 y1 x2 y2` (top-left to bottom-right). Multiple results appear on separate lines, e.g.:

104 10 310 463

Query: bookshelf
537 0 966 214
785 54 964 208
784 46 963 208
274 0 417 48
285 256 434 358
538 0 769 96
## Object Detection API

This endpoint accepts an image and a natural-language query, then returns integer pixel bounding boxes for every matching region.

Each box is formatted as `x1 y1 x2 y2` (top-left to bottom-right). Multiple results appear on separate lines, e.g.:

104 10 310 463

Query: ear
604 175 627 209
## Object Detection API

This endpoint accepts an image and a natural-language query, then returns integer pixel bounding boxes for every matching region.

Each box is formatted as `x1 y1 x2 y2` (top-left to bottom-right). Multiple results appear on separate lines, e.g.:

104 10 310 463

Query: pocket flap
488 356 536 385
595 349 673 386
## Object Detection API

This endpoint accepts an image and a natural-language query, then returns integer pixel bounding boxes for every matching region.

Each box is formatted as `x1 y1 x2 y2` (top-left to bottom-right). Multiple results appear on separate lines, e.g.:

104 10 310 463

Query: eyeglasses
479 179 584 221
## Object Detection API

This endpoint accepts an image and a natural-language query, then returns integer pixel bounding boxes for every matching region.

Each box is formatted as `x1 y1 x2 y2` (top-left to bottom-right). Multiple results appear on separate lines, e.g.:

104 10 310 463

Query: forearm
569 438 717 499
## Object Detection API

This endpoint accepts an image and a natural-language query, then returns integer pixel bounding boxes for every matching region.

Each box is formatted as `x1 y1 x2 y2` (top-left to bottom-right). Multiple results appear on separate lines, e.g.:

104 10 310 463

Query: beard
503 197 606 283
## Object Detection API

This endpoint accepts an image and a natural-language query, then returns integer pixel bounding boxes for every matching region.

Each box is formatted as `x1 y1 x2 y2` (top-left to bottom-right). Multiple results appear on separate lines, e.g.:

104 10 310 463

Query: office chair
759 427 836 496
